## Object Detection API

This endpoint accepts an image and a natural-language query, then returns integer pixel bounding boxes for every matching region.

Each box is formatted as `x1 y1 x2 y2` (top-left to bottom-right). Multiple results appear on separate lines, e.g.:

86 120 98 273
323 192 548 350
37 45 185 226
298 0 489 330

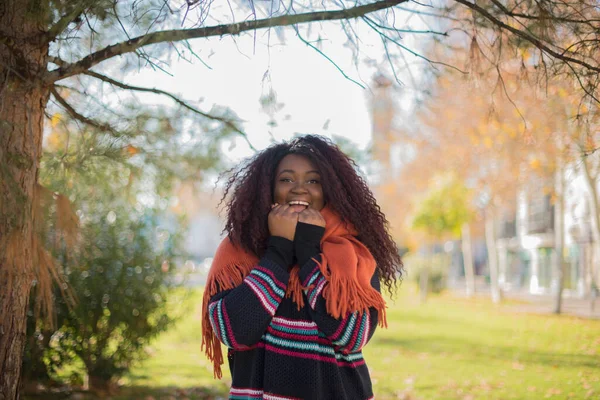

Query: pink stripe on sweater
258 343 366 368
221 301 239 348
332 313 351 339
245 279 276 315
271 318 317 331
210 302 224 341
310 277 327 309
254 266 286 289
346 314 363 351
359 312 371 350
267 328 331 345
247 273 282 301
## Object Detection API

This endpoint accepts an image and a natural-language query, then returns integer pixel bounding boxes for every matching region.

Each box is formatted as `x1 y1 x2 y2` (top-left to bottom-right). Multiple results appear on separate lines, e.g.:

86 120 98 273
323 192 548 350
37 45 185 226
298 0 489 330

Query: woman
202 135 403 399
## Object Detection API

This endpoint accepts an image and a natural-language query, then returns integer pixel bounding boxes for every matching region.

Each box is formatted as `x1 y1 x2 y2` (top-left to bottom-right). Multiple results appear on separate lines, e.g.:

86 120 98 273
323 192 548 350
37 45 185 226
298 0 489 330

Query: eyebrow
277 169 320 176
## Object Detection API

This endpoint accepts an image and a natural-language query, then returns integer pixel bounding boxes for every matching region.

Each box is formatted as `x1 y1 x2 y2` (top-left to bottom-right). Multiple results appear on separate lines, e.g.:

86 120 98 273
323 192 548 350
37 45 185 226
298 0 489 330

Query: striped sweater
207 222 379 400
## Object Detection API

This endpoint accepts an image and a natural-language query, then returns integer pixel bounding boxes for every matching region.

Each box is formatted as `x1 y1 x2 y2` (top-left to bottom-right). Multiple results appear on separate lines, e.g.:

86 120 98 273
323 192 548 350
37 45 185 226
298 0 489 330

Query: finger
283 205 300 218
272 204 290 216
301 208 318 217
269 204 283 215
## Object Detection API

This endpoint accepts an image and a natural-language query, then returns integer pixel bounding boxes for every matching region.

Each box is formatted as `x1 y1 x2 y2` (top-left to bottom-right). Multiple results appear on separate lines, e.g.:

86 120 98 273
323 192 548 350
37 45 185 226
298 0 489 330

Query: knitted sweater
207 222 380 400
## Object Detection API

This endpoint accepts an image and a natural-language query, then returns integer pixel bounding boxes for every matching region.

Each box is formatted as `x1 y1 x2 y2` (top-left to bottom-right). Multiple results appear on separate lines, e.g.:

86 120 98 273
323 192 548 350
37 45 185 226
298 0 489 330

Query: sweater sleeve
298 260 380 354
294 222 379 354
206 237 292 349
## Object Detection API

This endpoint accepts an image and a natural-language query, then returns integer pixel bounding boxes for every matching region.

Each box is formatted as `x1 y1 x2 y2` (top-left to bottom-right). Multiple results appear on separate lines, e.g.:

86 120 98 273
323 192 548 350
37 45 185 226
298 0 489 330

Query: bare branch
488 0 600 26
45 0 409 83
452 0 600 76
363 16 448 35
82 69 257 151
363 17 467 74
293 25 366 89
50 86 123 137
45 2 88 42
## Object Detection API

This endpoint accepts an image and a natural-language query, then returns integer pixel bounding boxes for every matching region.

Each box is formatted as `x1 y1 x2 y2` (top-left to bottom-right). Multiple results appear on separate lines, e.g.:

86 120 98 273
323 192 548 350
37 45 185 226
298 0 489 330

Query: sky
124 5 428 168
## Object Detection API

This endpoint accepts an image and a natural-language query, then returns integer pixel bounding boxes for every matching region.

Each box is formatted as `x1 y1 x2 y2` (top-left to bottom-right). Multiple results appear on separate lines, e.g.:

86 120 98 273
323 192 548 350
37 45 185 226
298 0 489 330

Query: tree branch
50 86 123 137
45 0 408 83
45 2 88 42
488 0 600 26
82 70 257 151
452 0 600 75
363 17 466 74
293 25 366 89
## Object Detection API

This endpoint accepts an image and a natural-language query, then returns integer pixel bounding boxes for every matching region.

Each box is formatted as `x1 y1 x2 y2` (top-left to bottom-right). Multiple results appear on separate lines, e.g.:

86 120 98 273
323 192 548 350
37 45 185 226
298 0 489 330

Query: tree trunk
553 158 565 314
461 223 475 297
582 156 600 291
419 252 430 304
0 2 50 398
485 209 502 303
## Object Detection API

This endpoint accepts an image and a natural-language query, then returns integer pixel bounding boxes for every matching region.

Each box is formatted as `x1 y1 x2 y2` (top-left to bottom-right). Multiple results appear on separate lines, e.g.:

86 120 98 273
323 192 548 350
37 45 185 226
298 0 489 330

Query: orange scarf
201 206 387 378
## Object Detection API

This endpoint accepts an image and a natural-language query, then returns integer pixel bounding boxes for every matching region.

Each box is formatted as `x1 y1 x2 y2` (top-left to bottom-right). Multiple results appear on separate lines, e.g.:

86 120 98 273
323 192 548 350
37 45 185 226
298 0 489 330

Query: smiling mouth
288 200 309 207
288 200 309 212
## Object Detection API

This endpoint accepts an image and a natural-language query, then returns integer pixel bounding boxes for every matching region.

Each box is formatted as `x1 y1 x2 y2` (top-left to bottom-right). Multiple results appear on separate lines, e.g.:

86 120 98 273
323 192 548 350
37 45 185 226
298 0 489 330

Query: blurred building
494 165 596 298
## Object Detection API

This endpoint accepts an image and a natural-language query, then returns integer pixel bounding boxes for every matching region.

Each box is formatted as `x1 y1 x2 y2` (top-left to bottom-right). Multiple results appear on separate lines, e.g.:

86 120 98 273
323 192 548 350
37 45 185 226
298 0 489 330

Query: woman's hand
268 204 300 241
298 207 326 228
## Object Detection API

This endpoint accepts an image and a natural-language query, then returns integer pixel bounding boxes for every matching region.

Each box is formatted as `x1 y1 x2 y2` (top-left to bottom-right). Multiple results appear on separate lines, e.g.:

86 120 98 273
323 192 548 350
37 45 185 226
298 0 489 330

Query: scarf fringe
201 242 257 378
320 273 387 327
285 267 305 309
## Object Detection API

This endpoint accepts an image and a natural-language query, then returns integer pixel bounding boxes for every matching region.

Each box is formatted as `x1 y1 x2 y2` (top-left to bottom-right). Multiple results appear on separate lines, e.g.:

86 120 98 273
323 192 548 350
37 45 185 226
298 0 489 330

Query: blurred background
8 0 599 399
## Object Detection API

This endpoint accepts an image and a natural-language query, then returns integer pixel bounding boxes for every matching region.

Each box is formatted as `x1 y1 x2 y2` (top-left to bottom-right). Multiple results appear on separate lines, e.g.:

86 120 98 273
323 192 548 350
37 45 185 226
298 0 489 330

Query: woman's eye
280 178 293 183
308 179 320 184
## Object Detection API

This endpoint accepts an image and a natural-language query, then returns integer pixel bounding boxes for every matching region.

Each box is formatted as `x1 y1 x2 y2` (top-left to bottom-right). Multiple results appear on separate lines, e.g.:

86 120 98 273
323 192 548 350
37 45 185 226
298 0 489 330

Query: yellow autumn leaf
483 136 493 148
529 158 541 170
50 113 61 128
46 130 65 152
558 88 568 98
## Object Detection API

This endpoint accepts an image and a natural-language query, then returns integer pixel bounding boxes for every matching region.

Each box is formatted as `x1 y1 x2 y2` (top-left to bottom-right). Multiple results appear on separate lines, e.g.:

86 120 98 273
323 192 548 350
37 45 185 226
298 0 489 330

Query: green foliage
23 113 197 387
24 199 187 387
412 177 473 238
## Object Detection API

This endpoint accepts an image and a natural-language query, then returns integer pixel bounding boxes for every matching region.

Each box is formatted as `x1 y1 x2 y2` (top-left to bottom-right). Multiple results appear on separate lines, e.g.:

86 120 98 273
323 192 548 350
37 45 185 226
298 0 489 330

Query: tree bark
553 158 565 314
0 1 50 398
582 156 600 291
419 249 430 304
461 223 475 297
485 209 502 303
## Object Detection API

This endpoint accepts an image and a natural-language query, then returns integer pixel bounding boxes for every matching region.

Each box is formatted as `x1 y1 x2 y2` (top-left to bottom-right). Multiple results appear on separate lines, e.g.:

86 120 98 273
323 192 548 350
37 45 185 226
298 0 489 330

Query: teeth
289 201 309 206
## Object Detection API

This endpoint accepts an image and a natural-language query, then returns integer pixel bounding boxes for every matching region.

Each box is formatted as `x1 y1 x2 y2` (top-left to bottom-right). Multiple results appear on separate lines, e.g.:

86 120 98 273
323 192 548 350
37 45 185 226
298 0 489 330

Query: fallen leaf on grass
512 361 525 370
544 388 562 397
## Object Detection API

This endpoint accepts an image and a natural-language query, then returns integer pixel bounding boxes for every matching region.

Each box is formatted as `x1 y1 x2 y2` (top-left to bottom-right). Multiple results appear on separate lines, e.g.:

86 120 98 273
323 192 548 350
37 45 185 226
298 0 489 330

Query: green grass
367 289 600 399
69 287 600 399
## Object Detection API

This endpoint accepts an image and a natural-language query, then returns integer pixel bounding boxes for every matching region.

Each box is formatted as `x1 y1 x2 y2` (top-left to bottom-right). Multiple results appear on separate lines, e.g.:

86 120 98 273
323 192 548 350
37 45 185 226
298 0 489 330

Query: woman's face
273 154 325 213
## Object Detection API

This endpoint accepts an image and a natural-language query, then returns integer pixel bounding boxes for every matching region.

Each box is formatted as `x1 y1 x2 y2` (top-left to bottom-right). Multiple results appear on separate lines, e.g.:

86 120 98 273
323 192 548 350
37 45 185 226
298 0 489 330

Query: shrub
23 201 187 390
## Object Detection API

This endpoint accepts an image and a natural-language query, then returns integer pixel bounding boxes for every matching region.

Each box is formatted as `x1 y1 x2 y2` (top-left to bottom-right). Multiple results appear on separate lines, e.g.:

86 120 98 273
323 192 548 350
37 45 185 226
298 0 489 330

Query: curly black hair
218 134 403 293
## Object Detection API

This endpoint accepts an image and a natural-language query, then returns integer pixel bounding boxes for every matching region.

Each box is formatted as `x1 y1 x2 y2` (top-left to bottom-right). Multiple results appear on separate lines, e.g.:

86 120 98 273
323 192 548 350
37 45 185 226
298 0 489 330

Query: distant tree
412 176 473 302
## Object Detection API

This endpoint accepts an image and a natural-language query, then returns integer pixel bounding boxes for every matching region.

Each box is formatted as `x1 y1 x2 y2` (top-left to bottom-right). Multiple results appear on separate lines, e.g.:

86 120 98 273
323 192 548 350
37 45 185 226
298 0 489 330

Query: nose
291 181 308 193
